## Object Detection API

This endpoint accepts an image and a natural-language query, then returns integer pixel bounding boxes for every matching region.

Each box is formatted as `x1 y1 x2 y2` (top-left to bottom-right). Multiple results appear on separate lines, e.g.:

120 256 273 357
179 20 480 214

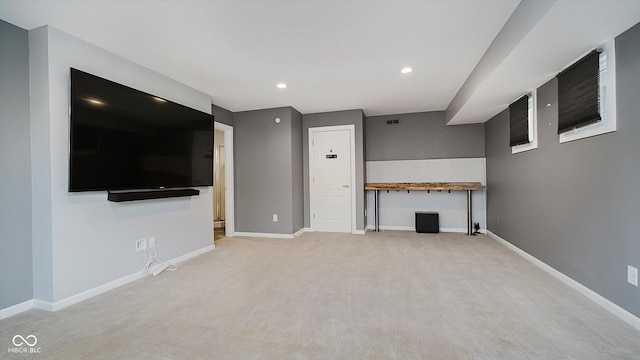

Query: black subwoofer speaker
415 212 439 233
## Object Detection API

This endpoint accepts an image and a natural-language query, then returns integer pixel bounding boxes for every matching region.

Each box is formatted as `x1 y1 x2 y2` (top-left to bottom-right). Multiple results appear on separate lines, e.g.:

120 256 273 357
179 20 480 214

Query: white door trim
214 122 234 237
309 125 357 234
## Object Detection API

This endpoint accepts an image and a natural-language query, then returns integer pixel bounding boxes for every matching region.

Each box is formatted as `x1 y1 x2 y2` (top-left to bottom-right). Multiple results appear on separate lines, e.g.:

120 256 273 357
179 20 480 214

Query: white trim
308 124 357 234
33 299 54 312
300 227 366 235
53 245 215 312
234 229 307 239
3 245 215 315
559 40 617 143
512 90 538 154
488 231 640 331
349 127 357 233
379 225 416 231
49 270 147 311
0 299 34 320
160 244 215 265
375 226 485 234
214 122 234 238
440 227 466 234
234 232 297 239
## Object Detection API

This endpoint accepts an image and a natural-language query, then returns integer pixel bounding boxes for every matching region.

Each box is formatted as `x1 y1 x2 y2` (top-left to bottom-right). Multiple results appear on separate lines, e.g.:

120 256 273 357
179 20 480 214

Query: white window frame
559 39 616 143
512 90 538 154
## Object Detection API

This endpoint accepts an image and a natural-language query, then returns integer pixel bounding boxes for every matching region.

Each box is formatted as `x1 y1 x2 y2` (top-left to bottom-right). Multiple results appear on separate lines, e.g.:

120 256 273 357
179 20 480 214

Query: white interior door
310 128 352 233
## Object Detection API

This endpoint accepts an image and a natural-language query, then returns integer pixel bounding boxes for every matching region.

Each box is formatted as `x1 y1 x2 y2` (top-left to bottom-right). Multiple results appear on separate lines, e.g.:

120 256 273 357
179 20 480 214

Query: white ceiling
1 0 639 123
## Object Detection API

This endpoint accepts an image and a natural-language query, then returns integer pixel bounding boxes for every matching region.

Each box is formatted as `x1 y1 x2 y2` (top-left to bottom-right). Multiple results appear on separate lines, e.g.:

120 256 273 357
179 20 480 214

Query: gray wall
302 110 366 231
366 111 485 161
28 25 214 303
212 104 233 127
485 23 640 317
234 107 303 234
291 109 304 232
0 20 33 309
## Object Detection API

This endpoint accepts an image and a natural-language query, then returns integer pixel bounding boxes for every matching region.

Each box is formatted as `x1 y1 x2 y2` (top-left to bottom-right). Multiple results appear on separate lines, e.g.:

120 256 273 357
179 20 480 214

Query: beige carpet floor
1 231 639 359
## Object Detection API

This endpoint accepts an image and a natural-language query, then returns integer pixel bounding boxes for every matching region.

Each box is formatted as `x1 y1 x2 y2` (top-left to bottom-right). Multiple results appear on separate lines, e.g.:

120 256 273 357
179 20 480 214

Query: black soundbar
107 189 200 202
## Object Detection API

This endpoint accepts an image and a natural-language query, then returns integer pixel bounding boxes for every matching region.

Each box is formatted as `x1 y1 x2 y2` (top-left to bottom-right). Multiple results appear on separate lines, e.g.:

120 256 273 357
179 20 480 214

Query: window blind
509 95 529 146
557 50 601 134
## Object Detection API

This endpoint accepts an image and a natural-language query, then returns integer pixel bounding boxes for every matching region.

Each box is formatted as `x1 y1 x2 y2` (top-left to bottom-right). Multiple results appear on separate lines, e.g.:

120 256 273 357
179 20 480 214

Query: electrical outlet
628 266 638 286
135 238 147 252
148 236 156 248
273 214 278 222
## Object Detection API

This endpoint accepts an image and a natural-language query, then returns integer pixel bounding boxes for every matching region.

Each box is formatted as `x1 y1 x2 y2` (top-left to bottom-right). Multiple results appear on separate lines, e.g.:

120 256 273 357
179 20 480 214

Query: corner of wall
0 19 35 309
28 24 55 303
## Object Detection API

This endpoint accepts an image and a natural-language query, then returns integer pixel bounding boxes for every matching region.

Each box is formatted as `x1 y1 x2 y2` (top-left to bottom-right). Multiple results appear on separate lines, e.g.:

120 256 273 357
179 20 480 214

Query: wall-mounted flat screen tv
69 68 214 192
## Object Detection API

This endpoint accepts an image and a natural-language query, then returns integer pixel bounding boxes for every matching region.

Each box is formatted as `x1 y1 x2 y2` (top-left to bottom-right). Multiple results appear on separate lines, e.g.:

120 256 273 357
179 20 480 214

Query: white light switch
628 266 638 286
273 214 278 222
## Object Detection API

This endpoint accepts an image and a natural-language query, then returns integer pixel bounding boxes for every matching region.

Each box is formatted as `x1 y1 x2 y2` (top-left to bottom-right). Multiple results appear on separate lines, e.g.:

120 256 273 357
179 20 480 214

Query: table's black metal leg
467 190 472 235
375 190 380 232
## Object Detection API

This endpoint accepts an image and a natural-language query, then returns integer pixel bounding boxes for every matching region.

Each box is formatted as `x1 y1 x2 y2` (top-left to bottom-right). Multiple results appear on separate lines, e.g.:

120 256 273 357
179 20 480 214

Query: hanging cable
141 244 179 275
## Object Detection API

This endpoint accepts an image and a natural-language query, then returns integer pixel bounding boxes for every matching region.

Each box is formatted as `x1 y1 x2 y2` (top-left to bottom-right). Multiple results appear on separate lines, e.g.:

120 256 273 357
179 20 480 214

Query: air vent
386 119 400 125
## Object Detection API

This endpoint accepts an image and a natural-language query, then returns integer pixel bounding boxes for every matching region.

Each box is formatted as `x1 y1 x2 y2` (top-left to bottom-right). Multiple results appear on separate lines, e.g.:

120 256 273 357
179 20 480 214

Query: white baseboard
440 227 466 233
234 231 298 239
0 299 34 320
51 270 149 312
239 228 366 237
284 228 366 238
441 227 487 234
379 225 415 231
1 244 215 317
295 227 369 235
160 244 215 265
487 231 640 332
370 225 485 234
32 299 53 312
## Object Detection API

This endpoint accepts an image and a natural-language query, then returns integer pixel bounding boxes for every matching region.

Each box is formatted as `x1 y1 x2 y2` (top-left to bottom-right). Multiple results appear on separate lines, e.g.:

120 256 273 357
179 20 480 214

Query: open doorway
214 122 234 242
213 129 226 241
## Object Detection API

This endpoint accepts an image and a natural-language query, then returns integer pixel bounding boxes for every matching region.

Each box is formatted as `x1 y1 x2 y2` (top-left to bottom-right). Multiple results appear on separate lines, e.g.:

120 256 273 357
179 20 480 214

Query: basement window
558 40 616 143
510 91 537 154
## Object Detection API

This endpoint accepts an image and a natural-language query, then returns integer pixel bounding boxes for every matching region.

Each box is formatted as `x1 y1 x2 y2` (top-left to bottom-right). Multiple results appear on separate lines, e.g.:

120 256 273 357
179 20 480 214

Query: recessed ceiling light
401 67 413 74
86 98 104 105
277 83 287 89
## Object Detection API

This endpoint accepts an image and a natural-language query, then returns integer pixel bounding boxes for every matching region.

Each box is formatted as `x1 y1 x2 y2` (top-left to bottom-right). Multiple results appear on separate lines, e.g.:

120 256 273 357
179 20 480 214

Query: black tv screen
69 68 214 192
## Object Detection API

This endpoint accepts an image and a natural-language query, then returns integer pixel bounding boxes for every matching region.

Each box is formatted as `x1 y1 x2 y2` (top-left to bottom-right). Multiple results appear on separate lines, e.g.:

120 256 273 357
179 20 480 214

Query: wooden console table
365 182 487 235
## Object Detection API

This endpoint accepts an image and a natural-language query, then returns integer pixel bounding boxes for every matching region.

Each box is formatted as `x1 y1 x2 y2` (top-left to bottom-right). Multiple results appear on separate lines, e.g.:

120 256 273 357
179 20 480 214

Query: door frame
308 125 357 234
214 122 234 237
